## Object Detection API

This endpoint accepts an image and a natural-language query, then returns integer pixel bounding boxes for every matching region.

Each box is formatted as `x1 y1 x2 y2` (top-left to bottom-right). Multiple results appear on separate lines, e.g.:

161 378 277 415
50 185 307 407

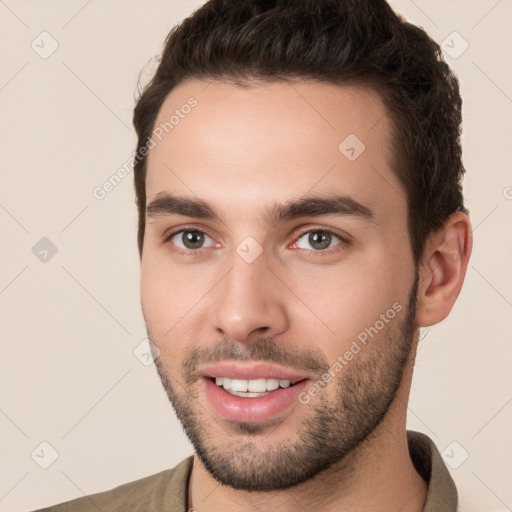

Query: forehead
145 79 406 224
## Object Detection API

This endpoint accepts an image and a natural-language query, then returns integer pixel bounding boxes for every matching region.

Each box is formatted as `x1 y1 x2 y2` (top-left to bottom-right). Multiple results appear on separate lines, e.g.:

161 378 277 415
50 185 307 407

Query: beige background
1 1 511 511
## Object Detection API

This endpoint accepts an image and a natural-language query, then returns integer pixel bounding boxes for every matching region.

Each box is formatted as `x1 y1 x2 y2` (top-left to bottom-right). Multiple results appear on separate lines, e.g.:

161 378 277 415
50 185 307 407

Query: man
34 0 472 510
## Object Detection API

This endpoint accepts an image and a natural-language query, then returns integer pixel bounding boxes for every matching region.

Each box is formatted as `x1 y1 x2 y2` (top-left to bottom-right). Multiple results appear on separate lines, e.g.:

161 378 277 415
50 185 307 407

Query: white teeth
230 379 248 392
214 377 293 392
247 378 267 392
266 379 280 391
229 390 269 398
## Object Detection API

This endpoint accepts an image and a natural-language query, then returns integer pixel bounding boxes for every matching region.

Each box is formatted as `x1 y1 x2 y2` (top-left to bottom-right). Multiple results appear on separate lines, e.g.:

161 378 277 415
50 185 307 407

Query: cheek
141 258 196 372
140 251 185 335
141 255 168 317
284 251 412 356
140 251 214 337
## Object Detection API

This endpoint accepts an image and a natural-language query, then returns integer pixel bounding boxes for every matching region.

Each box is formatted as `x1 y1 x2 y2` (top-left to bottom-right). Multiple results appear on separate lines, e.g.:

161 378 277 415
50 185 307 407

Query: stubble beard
148 272 419 491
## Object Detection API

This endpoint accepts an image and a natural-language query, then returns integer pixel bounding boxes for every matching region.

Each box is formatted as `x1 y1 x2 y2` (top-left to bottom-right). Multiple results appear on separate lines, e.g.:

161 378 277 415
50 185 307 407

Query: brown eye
296 230 340 251
169 230 213 250
309 231 332 250
182 231 204 249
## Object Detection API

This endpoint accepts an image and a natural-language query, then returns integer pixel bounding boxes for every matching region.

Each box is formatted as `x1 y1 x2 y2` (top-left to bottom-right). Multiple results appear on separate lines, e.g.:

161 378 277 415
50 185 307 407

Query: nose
211 252 289 343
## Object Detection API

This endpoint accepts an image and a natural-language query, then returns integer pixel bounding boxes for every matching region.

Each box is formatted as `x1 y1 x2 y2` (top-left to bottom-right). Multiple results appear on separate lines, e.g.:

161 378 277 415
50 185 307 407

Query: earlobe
416 212 473 327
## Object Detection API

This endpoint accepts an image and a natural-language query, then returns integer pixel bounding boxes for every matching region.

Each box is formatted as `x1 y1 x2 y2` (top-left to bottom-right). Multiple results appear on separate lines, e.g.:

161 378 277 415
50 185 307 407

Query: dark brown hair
133 0 467 264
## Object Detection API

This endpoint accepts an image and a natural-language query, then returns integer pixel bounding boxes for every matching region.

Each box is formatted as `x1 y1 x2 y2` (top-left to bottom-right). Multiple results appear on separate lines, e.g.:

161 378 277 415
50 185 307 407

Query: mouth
210 376 305 398
198 362 312 423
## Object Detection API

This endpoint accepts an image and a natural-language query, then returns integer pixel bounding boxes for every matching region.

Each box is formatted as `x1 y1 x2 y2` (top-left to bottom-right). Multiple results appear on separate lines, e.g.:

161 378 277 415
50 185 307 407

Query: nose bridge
212 249 288 342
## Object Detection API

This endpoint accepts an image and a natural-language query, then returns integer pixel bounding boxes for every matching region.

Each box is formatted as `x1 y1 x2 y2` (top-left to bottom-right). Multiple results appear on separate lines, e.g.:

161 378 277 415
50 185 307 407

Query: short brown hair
133 0 468 264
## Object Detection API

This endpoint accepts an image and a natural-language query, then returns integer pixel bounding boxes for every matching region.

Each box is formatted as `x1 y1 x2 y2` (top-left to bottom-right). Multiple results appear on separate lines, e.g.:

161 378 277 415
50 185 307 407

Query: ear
416 211 473 327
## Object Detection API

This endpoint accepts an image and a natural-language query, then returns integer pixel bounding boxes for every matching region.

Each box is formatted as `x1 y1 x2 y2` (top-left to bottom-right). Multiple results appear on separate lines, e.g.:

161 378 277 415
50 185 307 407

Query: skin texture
140 79 472 511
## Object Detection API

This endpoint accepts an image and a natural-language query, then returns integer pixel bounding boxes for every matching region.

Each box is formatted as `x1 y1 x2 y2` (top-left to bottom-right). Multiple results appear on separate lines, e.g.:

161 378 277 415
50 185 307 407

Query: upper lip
198 362 310 382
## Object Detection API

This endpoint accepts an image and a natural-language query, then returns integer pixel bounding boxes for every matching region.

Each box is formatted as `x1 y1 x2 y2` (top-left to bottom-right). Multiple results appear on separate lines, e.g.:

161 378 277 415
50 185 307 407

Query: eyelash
163 226 350 257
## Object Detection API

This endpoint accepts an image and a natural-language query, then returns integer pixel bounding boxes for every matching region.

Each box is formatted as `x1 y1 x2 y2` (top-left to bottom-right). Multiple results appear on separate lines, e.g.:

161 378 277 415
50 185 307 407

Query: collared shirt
32 430 457 511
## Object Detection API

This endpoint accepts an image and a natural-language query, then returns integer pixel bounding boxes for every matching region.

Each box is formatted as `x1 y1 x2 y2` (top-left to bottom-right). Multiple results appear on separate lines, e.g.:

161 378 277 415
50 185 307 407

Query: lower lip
202 378 310 423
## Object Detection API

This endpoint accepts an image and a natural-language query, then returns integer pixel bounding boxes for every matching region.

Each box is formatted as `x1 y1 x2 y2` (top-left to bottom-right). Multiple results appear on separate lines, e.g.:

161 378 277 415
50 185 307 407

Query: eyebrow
146 192 374 225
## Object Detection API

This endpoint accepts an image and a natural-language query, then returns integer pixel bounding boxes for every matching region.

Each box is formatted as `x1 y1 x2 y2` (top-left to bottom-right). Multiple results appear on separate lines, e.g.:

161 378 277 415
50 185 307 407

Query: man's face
141 79 419 490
